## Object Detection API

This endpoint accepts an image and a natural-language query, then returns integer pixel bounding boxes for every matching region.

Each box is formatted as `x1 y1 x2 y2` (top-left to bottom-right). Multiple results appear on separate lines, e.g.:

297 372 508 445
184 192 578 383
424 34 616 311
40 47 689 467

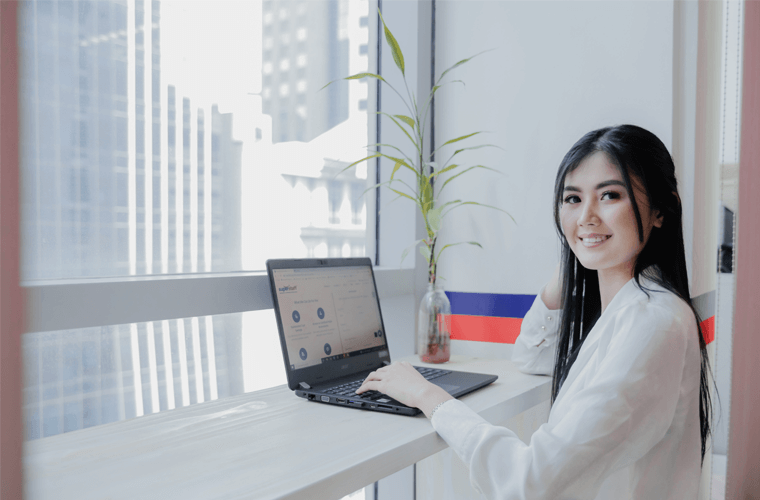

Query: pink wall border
726 1 760 497
0 1 24 498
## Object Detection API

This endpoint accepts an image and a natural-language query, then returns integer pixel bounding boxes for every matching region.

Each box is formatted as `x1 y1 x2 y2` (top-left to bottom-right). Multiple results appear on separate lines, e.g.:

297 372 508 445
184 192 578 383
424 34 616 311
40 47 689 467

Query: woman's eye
601 191 621 201
563 195 580 204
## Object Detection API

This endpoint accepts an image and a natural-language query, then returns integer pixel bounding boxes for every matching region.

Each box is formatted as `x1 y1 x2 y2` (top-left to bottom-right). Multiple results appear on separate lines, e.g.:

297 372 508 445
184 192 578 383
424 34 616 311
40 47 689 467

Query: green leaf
438 164 501 193
335 153 382 177
436 49 493 85
378 152 411 168
390 161 403 181
438 166 477 193
429 163 459 180
389 187 419 206
420 177 434 212
387 177 418 196
421 80 465 123
445 144 504 166
427 207 443 233
419 245 431 263
378 193 411 215
377 112 419 152
320 72 386 91
378 9 405 75
442 201 516 224
437 199 462 211
366 143 415 167
440 131 482 148
360 179 394 197
346 72 386 82
376 153 417 180
401 239 425 265
453 144 502 156
436 241 483 262
394 115 415 129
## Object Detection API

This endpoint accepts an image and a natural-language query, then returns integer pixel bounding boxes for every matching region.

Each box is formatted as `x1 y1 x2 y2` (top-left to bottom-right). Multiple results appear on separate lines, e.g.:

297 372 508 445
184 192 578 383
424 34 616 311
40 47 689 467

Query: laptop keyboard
322 366 452 402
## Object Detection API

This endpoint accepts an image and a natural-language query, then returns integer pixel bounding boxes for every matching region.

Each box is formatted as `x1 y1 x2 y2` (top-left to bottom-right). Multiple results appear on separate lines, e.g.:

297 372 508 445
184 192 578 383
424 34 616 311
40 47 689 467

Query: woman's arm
511 264 562 375
540 262 562 309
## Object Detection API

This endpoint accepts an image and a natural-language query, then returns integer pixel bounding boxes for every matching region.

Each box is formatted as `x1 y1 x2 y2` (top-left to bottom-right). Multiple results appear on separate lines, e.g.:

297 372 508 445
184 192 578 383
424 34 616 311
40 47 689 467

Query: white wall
433 0 674 297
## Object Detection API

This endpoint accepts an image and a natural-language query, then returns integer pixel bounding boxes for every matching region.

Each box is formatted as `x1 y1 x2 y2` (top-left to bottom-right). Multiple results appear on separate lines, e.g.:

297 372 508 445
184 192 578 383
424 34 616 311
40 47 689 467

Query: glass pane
19 0 374 280
23 310 285 440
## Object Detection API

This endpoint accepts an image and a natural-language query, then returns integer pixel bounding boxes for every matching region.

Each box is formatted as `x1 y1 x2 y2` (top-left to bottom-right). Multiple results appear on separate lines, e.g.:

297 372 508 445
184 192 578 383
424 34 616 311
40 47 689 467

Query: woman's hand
356 361 453 418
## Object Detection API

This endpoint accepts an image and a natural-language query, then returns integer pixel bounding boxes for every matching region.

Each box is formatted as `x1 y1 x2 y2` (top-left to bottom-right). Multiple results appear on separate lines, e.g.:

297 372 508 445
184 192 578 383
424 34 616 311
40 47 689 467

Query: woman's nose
578 201 600 226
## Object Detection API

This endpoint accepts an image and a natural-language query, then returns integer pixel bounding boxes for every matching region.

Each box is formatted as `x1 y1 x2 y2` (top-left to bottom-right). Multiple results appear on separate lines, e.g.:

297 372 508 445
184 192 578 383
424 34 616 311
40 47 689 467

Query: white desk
24 355 551 500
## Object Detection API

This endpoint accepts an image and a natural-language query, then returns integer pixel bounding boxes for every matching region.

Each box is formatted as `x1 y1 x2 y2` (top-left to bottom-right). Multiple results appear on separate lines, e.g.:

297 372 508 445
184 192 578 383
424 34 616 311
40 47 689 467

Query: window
20 0 378 439
21 0 373 280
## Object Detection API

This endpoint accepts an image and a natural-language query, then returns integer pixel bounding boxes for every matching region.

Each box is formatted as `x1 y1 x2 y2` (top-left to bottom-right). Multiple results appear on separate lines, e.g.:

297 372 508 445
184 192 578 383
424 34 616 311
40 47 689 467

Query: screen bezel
266 257 392 391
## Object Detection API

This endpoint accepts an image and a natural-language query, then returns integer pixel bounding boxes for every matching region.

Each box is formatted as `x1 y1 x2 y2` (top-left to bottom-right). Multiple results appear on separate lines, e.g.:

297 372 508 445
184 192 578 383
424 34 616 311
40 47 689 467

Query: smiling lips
579 234 612 247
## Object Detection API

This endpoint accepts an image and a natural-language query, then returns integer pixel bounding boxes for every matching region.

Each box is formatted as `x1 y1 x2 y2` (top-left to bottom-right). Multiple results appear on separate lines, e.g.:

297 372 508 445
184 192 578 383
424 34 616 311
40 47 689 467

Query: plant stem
428 236 437 284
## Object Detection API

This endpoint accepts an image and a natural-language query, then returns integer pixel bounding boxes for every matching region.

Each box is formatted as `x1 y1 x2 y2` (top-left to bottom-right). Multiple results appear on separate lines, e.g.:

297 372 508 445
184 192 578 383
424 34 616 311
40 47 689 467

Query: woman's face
560 151 662 281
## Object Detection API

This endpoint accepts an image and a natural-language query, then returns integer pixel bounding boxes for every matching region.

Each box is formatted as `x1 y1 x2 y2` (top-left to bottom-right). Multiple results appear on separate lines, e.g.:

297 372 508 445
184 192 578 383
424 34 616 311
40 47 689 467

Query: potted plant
325 10 513 362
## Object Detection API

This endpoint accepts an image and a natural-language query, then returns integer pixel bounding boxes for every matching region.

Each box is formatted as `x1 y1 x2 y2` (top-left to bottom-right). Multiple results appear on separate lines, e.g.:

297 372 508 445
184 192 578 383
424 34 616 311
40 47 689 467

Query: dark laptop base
295 369 498 416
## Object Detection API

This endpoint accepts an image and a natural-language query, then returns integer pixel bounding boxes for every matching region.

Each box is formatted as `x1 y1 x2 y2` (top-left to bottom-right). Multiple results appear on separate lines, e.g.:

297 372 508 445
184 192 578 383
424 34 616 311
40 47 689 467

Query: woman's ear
653 210 664 228
654 191 680 228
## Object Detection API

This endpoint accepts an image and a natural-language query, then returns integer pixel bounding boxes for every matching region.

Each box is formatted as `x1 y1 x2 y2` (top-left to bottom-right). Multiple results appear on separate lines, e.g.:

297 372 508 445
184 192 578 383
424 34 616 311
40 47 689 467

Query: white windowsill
23 267 414 334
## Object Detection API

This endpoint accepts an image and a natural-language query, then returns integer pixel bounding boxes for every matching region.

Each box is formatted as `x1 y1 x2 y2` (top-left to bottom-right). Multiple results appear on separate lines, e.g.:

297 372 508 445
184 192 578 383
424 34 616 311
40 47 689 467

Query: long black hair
550 124 715 464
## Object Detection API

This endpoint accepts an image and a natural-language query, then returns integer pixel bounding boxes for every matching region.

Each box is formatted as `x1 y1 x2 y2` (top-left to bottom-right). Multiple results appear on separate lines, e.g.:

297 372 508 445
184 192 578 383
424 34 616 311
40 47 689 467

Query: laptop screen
272 264 387 371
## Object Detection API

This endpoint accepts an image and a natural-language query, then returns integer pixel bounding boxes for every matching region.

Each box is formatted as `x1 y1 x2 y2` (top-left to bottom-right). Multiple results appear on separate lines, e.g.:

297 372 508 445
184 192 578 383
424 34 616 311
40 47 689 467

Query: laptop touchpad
435 382 460 393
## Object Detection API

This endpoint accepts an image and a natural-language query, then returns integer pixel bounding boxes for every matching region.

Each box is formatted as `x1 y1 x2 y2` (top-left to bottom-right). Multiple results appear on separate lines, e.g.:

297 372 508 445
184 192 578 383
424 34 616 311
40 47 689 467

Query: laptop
266 257 498 416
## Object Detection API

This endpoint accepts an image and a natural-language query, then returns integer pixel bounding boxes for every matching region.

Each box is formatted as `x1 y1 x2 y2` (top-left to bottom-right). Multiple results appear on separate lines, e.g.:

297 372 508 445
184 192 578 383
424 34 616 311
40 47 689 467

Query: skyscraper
261 0 351 144
20 0 244 438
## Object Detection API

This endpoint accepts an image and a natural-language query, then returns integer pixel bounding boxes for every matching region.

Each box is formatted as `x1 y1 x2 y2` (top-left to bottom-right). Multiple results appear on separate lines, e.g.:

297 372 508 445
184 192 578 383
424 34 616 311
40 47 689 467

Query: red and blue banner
446 291 534 344
447 291 715 345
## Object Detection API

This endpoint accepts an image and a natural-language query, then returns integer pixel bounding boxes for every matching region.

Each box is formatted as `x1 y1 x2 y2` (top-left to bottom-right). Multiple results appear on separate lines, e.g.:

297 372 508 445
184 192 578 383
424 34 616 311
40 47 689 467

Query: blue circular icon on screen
324 343 332 355
299 348 307 360
292 310 301 323
317 307 325 320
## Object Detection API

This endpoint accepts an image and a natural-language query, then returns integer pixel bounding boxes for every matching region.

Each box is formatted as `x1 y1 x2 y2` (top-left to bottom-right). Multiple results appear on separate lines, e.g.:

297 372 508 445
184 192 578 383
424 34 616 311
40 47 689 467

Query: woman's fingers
356 380 379 394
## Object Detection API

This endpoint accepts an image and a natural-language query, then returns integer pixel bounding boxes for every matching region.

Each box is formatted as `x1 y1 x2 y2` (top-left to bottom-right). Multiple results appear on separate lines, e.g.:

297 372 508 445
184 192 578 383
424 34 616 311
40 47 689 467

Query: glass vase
417 283 451 363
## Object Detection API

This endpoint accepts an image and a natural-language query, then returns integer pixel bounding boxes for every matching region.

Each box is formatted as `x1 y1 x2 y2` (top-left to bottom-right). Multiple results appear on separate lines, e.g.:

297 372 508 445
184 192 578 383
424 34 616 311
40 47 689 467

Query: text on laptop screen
273 266 386 370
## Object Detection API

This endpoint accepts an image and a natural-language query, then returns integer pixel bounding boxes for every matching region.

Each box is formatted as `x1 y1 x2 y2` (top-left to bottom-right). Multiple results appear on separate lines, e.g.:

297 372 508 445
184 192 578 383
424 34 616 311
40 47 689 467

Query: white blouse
431 276 703 499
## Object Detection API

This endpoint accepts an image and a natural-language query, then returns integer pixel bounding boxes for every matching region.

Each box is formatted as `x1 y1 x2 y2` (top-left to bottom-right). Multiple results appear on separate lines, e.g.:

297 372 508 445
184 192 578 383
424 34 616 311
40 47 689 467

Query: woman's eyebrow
563 180 626 192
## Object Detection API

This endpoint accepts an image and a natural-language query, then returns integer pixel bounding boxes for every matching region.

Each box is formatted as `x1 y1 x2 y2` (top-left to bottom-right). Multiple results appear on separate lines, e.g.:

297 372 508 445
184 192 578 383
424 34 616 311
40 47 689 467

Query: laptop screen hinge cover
299 382 311 390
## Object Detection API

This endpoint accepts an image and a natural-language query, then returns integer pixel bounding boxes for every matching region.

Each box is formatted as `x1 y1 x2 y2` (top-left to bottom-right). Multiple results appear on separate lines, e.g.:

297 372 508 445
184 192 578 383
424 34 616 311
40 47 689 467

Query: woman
357 125 714 499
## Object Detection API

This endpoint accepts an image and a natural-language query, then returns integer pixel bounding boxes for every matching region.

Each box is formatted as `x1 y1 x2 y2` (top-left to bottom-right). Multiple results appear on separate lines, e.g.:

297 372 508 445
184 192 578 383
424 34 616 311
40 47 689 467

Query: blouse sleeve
511 287 562 375
431 300 691 500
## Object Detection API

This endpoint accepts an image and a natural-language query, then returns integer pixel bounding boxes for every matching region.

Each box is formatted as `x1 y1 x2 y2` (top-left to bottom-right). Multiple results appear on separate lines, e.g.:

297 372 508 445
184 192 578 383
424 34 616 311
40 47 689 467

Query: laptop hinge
299 382 311 390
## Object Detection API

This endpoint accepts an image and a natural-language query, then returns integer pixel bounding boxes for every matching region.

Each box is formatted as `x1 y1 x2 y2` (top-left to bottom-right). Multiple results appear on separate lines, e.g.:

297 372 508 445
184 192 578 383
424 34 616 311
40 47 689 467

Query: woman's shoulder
621 276 697 335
